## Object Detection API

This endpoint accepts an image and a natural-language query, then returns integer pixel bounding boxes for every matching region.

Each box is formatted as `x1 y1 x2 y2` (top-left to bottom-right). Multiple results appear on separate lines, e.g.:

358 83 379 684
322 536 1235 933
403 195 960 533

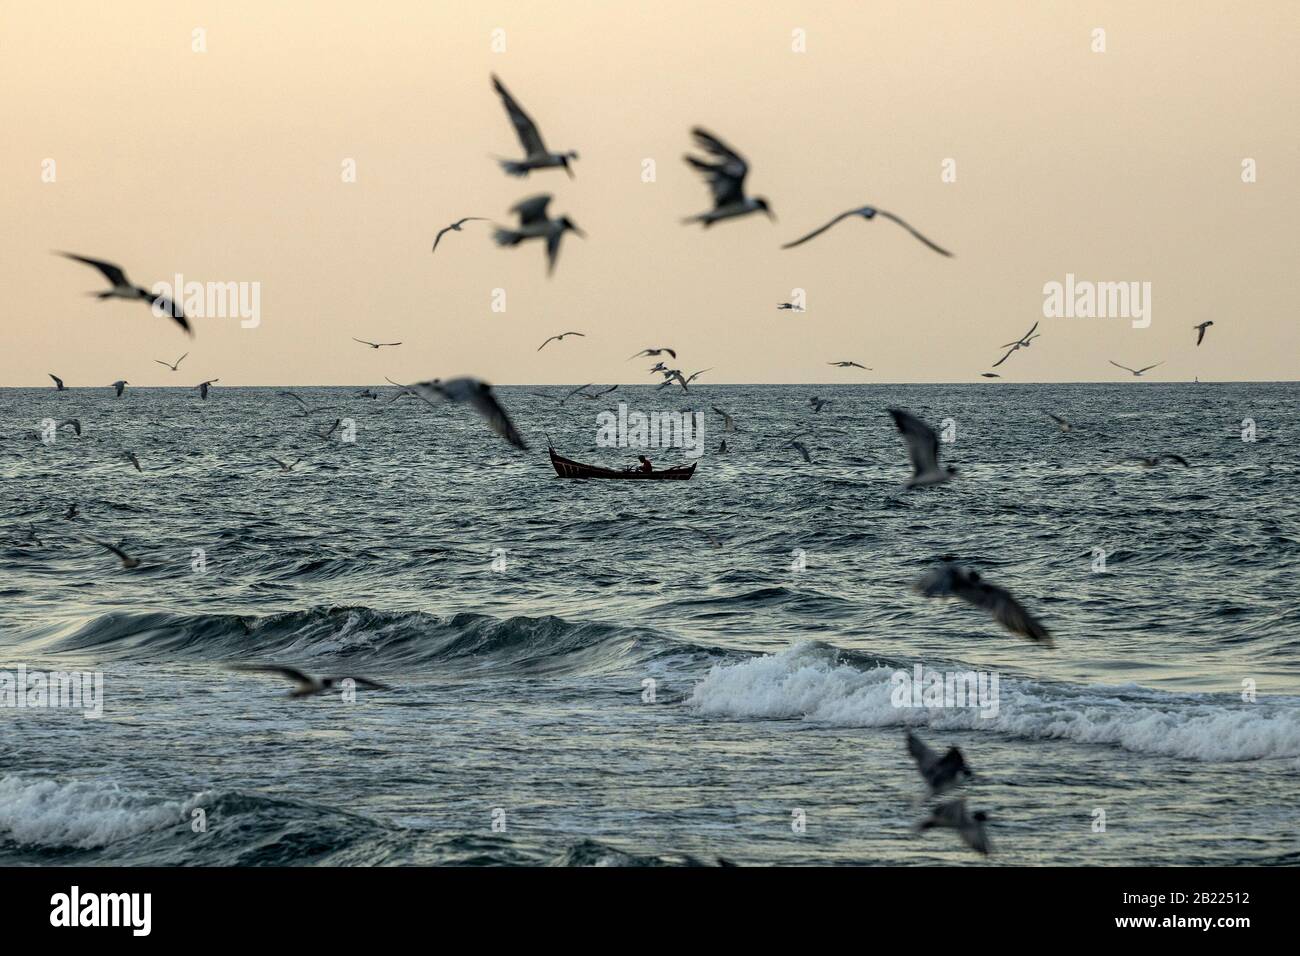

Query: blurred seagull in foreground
1109 360 1163 377
914 562 1052 645
906 731 973 799
230 664 391 699
402 377 529 450
888 408 956 489
782 205 952 256
1193 320 1214 346
682 128 773 226
49 373 67 390
829 360 870 369
490 74 579 178
57 252 191 335
537 331 585 351
432 217 489 252
111 380 128 398
155 353 188 372
916 799 992 856
494 194 584 276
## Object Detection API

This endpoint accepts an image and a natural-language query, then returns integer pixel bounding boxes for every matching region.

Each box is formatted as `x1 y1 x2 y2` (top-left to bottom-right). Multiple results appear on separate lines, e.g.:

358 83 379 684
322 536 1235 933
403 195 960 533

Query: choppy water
1 382 1297 865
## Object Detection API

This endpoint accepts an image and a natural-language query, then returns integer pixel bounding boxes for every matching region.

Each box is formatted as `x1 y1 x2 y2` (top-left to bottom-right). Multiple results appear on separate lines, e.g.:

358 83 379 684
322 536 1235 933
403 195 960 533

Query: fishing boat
549 447 696 480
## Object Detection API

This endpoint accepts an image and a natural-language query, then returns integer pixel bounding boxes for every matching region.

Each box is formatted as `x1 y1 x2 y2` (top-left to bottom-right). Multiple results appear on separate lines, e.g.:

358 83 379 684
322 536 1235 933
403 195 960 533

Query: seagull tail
493 228 524 247
497 159 530 177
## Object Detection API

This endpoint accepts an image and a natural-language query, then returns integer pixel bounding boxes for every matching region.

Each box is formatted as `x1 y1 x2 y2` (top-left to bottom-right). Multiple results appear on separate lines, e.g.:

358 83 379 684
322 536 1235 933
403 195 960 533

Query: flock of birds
29 72 1223 861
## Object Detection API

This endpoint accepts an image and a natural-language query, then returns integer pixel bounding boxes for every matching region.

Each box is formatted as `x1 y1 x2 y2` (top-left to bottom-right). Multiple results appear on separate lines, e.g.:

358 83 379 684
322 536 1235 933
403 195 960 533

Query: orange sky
1 1 1295 385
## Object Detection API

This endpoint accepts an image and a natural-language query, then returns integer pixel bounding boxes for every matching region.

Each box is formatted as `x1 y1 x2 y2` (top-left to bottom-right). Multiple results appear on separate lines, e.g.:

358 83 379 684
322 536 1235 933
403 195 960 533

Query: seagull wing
1109 360 1138 373
94 540 134 564
1137 362 1164 373
873 209 954 257
685 127 749 208
906 732 939 776
432 225 453 252
1162 454 1190 466
59 252 129 288
231 664 314 689
148 293 192 335
512 194 553 226
49 374 64 388
992 347 1018 368
537 336 559 351
463 382 529 450
954 577 1052 645
780 209 862 249
888 408 941 478
491 74 547 155
545 228 564 275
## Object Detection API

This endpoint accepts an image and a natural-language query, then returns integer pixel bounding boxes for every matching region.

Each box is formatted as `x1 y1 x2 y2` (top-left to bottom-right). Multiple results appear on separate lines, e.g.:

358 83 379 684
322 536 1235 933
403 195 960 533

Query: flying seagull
111 380 128 398
1000 322 1040 349
629 348 677 361
494 195 584 276
270 456 301 473
155 353 188 372
914 562 1052 645
829 361 870 369
682 128 773 226
1044 412 1073 433
782 205 952 256
49 373 67 390
230 664 391 699
56 252 191 335
196 379 219 400
916 799 992 856
888 408 957 488
776 302 805 312
58 418 81 436
63 502 79 520
1109 360 1163 377
315 418 343 441
278 391 332 416
657 370 691 392
401 377 528 450
713 407 736 432
1131 454 1190 467
123 451 142 472
490 74 578 177
537 331 585 351
432 217 489 252
94 539 140 569
788 439 813 464
353 338 401 349
979 373 1001 378
809 396 830 413
1193 321 1214 346
906 731 973 798
573 384 618 400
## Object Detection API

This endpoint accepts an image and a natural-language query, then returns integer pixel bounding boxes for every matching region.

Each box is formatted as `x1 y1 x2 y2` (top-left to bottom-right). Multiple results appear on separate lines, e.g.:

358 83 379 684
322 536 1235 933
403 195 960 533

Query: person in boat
637 455 653 473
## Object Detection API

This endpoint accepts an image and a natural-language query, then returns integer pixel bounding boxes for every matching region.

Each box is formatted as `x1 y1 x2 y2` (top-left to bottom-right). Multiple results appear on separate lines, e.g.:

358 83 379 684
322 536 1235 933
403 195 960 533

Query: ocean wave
689 642 1300 762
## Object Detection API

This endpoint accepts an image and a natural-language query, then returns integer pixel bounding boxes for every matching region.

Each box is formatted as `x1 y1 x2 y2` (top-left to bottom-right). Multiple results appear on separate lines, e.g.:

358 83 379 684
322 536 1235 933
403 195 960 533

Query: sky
1 1 1296 386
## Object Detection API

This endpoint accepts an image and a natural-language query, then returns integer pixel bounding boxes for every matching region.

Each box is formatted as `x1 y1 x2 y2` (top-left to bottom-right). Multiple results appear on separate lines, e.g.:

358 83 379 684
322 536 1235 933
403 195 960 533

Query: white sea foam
689 642 1300 762
0 775 208 848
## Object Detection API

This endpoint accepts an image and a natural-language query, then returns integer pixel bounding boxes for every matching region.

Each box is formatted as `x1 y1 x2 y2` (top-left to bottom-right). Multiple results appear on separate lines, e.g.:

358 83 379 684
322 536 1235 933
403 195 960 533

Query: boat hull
549 448 696 480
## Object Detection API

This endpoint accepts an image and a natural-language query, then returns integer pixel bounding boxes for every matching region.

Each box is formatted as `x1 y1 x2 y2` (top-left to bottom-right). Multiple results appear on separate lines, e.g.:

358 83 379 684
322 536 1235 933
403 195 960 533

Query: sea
1 382 1297 866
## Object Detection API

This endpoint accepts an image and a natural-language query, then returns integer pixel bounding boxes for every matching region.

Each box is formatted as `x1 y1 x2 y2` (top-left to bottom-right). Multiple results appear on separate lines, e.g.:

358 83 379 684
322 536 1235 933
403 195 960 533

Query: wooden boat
549 447 696 480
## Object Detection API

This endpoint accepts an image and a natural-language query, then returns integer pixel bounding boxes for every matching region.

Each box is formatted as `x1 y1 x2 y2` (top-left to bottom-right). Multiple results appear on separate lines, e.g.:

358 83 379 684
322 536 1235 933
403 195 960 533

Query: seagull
1131 454 1190 467
914 563 1052 645
630 348 677 361
1109 360 1163 377
278 391 332 416
1000 322 1040 349
682 128 773 227
906 732 973 798
63 502 79 520
888 408 957 489
56 252 191 335
809 396 830 413
58 418 81 436
782 205 952 256
432 217 489 252
49 373 67 390
684 368 712 385
229 664 391 699
657 370 690 392
916 800 991 856
353 338 402 349
713 407 736 432
776 302 805 312
92 539 140 569
718 439 728 454
788 439 813 464
829 361 870 369
694 528 724 549
270 456 301 473
123 451 142 472
355 389 379 399
196 379 219 400
493 195 584 276
401 378 528 450
1044 412 1073 433
490 74 579 178
648 362 669 374
1193 321 1214 346
155 353 188 372
315 418 343 441
573 384 618 401
111 380 128 398
537 331 585 351
979 373 1001 378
